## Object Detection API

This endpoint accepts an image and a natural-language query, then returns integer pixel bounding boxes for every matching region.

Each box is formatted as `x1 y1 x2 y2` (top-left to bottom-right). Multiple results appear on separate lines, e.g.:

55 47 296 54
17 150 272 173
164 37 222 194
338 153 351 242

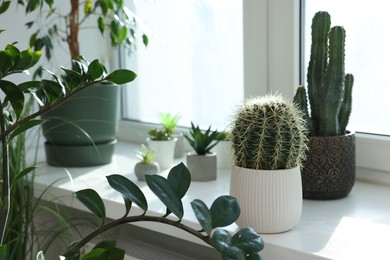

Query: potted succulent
0 44 264 259
147 128 177 170
230 94 308 233
293 11 355 200
18 0 147 167
184 123 221 181
160 113 184 158
134 144 160 181
212 131 234 169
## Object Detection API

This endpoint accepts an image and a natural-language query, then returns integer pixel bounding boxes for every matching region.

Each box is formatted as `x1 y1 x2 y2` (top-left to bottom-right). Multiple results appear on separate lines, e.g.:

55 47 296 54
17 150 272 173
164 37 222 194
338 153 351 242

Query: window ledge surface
34 141 390 260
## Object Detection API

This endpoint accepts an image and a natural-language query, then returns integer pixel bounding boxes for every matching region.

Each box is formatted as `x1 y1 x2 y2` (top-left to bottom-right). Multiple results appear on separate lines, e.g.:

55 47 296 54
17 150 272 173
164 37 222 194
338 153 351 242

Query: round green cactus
231 94 308 170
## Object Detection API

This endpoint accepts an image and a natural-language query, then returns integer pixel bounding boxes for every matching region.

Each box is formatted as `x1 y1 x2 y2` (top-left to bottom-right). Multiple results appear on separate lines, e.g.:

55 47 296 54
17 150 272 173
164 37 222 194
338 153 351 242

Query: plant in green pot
230 94 308 233
17 0 147 167
0 48 264 259
160 113 184 158
134 144 159 181
147 128 177 170
293 11 355 200
184 122 221 181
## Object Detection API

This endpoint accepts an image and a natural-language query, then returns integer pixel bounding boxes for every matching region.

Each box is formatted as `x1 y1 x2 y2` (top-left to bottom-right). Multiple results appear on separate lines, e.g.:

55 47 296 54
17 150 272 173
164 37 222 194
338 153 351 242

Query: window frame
117 0 390 184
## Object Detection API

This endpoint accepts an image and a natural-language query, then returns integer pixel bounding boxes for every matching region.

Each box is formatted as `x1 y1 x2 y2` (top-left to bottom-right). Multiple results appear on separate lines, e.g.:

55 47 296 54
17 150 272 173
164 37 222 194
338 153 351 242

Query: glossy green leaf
145 174 183 219
5 44 20 64
87 59 104 80
43 69 66 95
0 50 14 76
211 229 231 253
105 69 136 84
0 80 24 119
247 253 262 260
118 26 127 43
221 246 246 260
167 162 191 198
84 0 92 14
9 119 45 141
36 251 45 260
210 195 240 228
0 1 11 14
40 79 64 103
232 227 264 254
61 67 83 90
142 34 148 47
106 174 148 214
81 247 125 260
98 16 105 34
13 48 42 71
92 240 116 250
191 199 212 235
75 189 106 222
44 0 53 9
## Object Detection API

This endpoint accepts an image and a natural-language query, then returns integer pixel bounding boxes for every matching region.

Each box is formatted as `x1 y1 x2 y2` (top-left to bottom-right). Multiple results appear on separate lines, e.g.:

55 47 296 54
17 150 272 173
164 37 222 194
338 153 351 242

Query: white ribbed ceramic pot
230 165 302 233
147 138 177 170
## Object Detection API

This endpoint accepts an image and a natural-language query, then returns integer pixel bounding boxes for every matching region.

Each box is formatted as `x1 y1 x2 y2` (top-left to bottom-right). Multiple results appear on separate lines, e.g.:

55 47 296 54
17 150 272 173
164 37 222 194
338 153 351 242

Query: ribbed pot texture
230 166 302 233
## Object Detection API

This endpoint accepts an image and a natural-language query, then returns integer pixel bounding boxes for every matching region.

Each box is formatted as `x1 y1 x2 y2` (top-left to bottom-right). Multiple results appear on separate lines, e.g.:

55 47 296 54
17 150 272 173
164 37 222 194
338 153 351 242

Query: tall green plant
294 11 354 136
184 122 221 155
230 94 308 170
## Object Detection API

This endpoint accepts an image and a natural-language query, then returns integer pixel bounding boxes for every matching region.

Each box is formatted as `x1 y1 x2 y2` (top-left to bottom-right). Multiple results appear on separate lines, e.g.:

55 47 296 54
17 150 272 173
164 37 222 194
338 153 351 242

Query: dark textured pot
302 132 356 200
41 83 120 167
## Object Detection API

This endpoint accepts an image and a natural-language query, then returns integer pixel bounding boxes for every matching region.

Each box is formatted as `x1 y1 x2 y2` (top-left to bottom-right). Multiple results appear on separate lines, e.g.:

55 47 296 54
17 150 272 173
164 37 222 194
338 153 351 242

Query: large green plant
0 45 264 259
294 11 354 137
17 0 147 67
184 122 221 155
230 94 308 170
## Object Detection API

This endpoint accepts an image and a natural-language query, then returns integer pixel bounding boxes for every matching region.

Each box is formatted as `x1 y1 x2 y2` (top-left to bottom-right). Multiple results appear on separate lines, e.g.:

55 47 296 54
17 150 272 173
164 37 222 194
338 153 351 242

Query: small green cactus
230 94 308 170
294 11 354 136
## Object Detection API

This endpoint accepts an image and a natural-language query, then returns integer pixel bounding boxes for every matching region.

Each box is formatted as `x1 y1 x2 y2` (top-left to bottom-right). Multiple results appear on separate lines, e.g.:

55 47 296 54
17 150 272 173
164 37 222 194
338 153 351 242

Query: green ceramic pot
42 83 120 167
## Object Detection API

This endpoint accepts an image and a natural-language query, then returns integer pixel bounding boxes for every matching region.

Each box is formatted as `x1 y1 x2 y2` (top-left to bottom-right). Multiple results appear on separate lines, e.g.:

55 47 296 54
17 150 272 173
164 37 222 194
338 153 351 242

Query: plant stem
0 101 10 244
62 215 211 257
68 0 80 62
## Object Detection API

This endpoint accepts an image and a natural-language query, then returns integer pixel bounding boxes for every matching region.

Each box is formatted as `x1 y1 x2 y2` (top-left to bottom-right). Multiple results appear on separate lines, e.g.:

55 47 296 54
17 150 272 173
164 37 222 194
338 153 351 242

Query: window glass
303 0 390 135
122 0 243 130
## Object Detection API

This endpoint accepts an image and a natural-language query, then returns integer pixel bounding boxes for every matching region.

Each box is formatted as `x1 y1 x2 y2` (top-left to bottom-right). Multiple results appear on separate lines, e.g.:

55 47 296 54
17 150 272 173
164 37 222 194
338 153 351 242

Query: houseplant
17 0 148 166
134 144 159 181
147 127 177 170
293 11 355 200
230 94 308 233
184 122 221 181
160 113 184 158
0 45 264 259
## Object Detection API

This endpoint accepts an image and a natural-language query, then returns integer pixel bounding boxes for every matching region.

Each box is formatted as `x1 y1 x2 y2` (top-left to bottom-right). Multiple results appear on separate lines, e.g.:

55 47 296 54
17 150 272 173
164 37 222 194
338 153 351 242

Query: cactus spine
295 11 354 136
231 94 308 170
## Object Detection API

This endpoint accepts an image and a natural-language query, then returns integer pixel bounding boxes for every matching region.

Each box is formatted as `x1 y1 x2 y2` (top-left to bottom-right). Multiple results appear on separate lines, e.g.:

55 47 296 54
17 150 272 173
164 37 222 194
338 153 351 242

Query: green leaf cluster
64 163 264 259
160 113 181 135
184 122 221 155
135 144 155 164
148 128 172 141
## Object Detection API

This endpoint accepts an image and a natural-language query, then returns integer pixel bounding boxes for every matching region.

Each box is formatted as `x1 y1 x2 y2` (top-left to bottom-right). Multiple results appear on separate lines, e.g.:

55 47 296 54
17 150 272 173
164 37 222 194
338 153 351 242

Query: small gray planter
134 162 160 181
186 152 217 181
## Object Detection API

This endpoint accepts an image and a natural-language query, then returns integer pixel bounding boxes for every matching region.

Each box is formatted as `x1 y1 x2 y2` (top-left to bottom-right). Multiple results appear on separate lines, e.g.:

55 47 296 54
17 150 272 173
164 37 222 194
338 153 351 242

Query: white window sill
34 141 390 260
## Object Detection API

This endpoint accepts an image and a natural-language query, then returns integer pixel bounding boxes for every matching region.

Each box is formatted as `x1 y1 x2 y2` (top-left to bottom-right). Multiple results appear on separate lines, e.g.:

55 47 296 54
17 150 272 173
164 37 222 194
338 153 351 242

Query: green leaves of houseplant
66 162 264 259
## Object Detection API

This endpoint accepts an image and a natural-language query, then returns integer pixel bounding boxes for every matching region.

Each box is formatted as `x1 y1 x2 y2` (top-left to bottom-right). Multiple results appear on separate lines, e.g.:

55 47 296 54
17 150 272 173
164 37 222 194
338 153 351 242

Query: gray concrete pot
186 152 217 181
134 162 160 181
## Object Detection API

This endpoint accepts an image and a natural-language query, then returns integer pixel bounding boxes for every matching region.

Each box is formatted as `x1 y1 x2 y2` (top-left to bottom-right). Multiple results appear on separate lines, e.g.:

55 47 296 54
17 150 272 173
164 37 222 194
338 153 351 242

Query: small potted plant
293 11 355 200
147 128 177 170
230 94 308 233
212 131 234 169
134 145 160 181
160 113 184 158
184 122 221 181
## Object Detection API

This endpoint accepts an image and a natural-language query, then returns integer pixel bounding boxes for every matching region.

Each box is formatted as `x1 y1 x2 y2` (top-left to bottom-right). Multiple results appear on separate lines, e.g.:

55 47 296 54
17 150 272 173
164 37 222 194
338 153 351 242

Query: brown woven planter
302 132 356 200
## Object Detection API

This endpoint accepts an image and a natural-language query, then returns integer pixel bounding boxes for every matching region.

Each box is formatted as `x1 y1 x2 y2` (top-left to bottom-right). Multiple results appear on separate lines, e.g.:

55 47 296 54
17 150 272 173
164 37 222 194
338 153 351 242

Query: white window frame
117 0 390 184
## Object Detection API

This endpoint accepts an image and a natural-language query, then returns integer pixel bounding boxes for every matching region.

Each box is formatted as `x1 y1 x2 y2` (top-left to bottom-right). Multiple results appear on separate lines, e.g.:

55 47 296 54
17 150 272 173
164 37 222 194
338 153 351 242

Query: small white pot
230 165 302 233
212 140 233 169
134 162 160 181
186 152 217 181
147 138 177 170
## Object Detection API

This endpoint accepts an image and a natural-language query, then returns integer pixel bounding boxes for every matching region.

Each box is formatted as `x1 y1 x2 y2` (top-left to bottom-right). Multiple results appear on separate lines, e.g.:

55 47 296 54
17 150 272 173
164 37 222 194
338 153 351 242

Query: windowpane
304 0 390 135
122 0 243 130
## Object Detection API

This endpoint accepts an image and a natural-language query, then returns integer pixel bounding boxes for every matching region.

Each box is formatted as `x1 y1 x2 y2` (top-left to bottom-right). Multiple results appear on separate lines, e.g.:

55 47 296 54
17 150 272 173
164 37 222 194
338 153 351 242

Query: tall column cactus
295 11 354 136
231 94 308 170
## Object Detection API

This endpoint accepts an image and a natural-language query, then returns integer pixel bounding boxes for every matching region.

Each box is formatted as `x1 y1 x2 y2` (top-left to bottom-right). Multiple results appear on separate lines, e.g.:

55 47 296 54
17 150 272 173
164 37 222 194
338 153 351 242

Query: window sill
34 141 390 260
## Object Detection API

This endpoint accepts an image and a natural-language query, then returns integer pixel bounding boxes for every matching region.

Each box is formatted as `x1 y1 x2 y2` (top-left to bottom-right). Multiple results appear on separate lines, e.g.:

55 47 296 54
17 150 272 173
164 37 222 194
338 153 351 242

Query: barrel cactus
294 11 354 137
230 94 308 170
